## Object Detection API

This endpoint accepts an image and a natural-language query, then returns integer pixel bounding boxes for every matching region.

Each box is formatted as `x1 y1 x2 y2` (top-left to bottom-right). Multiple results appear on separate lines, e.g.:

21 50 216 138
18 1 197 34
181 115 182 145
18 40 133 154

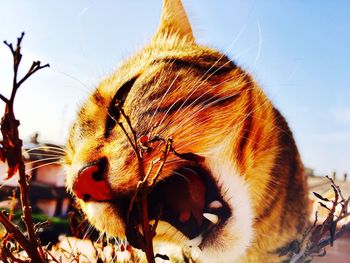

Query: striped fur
65 1 309 262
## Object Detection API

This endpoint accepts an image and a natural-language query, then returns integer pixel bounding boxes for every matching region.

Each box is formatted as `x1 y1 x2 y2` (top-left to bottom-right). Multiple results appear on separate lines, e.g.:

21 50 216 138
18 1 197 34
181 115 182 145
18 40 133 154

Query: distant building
0 139 71 217
304 167 315 177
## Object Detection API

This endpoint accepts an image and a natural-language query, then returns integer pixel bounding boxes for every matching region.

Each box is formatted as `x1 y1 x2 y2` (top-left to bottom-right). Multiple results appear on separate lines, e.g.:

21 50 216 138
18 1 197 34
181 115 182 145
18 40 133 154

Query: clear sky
0 0 349 176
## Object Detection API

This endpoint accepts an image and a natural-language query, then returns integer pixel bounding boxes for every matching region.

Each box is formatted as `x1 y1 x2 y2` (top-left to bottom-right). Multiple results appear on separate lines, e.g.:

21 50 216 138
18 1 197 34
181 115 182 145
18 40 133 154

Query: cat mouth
107 165 232 249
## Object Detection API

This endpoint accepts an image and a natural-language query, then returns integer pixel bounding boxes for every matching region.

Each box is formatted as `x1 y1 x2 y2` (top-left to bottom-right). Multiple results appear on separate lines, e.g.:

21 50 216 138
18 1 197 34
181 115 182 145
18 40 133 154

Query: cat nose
73 157 113 201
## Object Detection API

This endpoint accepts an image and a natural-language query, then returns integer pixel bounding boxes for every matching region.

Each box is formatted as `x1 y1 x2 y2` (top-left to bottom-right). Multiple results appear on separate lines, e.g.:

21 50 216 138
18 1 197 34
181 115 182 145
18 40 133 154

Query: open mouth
105 165 231 249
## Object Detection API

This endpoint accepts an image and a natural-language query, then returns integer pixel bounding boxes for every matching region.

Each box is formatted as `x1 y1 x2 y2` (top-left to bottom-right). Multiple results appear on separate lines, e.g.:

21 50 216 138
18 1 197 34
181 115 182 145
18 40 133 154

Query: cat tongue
163 169 206 226
177 172 206 225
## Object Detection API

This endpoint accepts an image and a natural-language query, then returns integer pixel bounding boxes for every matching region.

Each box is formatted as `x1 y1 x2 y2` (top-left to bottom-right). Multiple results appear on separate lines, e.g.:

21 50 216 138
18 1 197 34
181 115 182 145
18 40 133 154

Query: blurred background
0 1 349 178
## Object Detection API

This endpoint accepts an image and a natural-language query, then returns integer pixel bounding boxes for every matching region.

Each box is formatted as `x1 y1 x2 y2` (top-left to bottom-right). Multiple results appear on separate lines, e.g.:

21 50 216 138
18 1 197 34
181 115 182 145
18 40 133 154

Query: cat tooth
190 246 201 261
187 234 203 247
208 200 223 209
203 213 219 224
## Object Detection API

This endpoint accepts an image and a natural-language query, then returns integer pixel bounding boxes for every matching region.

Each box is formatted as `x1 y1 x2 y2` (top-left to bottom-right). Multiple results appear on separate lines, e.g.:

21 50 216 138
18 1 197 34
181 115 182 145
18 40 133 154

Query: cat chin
82 202 126 238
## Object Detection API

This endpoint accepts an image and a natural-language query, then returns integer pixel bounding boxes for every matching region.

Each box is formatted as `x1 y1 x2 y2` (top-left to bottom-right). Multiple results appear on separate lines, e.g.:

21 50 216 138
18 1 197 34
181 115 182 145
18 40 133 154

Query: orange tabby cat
65 0 310 262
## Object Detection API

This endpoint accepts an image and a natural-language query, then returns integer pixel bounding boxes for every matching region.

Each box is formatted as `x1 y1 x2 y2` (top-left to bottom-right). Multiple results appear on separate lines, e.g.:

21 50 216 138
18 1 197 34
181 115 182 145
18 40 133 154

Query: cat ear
154 0 194 42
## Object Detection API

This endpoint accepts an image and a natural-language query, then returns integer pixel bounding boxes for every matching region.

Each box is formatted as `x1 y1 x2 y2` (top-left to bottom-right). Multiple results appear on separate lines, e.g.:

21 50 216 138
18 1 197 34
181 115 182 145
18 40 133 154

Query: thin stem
0 32 48 262
0 94 9 103
289 176 350 262
1 247 30 263
116 103 156 262
117 121 140 159
150 139 172 186
17 62 50 88
141 188 155 263
0 211 40 261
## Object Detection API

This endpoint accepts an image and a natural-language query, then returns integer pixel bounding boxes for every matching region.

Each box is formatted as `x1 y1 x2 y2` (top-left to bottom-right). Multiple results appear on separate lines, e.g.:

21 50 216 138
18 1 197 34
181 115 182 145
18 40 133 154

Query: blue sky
0 0 349 176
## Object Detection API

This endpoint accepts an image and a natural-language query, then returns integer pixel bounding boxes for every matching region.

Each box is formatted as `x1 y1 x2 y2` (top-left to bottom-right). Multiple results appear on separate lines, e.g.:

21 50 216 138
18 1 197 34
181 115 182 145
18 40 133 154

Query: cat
65 0 310 262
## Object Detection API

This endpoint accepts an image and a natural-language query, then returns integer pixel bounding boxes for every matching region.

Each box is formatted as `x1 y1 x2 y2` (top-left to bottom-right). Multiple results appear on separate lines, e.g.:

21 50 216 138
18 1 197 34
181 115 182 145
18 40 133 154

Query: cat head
65 0 255 261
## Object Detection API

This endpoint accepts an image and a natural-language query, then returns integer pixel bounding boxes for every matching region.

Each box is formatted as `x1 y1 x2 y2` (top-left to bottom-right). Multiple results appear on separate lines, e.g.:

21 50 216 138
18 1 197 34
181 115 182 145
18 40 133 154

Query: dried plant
112 100 205 262
280 176 350 263
0 32 49 263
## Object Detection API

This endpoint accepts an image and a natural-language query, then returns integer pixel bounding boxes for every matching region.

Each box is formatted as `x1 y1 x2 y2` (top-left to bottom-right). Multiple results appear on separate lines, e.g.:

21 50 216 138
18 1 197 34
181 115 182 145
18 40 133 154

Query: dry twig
113 100 164 263
113 98 205 262
0 32 49 262
283 176 350 262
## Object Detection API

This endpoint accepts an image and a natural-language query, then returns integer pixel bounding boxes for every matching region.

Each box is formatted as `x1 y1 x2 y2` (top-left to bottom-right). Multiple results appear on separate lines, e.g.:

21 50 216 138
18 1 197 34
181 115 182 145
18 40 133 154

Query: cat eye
105 76 139 136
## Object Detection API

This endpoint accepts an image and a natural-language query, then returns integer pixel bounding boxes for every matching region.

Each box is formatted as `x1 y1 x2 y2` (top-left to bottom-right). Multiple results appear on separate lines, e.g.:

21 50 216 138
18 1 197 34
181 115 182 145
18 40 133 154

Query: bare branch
0 32 48 262
287 177 350 262
0 94 9 103
0 211 39 260
1 246 30 263
16 61 50 88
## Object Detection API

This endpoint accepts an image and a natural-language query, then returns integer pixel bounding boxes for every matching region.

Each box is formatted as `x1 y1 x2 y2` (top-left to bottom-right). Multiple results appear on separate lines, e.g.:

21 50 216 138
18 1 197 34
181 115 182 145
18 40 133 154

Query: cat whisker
164 58 235 128
173 93 272 151
183 167 206 180
182 130 273 158
150 71 181 135
96 232 104 244
54 68 91 92
151 26 248 133
67 235 81 258
181 115 282 165
173 107 265 148
152 95 183 136
166 92 244 137
235 42 265 61
112 253 118 262
152 169 191 186
54 168 66 178
159 76 240 133
0 176 17 190
165 2 260 128
25 150 65 156
178 24 246 101
162 77 257 136
24 152 64 158
82 224 94 240
253 20 262 66
25 157 63 166
181 81 256 130
158 24 249 130
174 129 232 152
161 159 186 166
26 146 66 154
25 161 62 173
160 94 230 136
